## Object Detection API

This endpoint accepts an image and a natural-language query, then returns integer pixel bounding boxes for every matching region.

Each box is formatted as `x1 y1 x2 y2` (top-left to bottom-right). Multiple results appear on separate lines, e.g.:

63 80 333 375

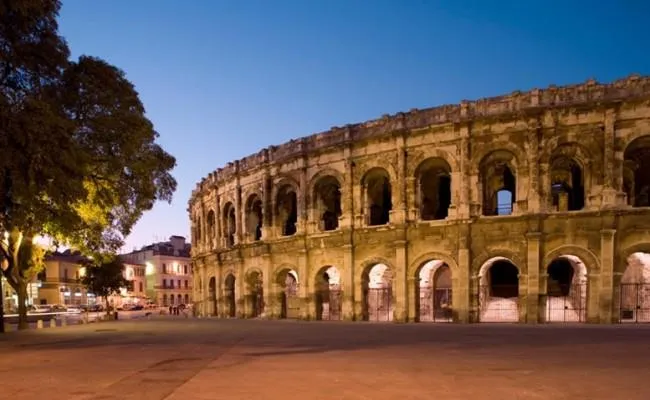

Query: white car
66 306 83 314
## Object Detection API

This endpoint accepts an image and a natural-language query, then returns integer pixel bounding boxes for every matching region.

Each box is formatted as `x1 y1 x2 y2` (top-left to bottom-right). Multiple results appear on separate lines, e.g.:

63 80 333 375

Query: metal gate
620 283 650 323
366 287 392 322
317 289 342 321
543 283 587 322
478 285 519 322
225 289 236 317
250 288 264 318
418 287 452 322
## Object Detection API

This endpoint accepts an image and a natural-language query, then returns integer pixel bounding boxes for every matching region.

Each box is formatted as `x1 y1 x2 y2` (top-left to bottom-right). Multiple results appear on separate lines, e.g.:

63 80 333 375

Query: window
170 280 174 289
139 282 143 292
64 269 68 280
162 263 167 274
184 265 188 274
184 280 188 289
163 279 167 288
177 279 181 289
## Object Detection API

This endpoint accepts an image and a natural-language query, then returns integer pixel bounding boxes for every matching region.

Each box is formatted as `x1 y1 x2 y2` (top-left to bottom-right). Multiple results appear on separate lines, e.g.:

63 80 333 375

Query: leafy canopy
81 256 130 299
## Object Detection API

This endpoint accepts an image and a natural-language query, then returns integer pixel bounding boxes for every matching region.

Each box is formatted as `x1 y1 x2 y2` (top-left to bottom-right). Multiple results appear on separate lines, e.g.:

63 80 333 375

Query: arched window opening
224 274 236 318
417 260 452 322
314 176 342 231
550 156 585 212
545 256 587 322
480 152 516 216
208 277 217 316
277 269 299 319
245 195 263 241
222 202 236 247
364 169 392 226
623 136 650 207
162 294 168 307
314 266 342 321
245 270 264 318
206 210 216 246
276 185 298 236
620 252 650 323
362 263 393 321
478 258 519 322
417 158 452 221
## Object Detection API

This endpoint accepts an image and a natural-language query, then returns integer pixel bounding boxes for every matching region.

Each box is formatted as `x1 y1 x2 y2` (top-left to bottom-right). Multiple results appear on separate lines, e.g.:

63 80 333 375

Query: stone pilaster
599 229 616 323
393 240 408 322
262 254 273 318
341 244 355 320
525 232 541 323
297 249 309 319
527 121 541 213
458 126 471 219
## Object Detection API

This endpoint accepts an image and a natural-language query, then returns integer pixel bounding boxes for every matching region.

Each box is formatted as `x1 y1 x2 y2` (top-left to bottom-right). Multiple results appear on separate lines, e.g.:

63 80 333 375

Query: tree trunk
105 297 110 318
16 280 28 330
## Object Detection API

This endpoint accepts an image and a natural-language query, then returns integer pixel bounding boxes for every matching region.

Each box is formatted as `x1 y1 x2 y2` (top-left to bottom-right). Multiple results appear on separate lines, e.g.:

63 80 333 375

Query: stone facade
189 75 650 324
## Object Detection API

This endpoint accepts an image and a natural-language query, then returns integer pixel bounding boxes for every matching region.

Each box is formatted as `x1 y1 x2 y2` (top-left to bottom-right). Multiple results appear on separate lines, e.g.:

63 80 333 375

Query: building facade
38 251 90 306
121 236 193 307
189 75 650 324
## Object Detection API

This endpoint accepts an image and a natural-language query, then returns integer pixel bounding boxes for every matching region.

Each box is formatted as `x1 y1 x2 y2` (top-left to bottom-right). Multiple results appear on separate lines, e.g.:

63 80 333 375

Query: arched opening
623 136 650 207
480 151 516 216
162 294 168 307
620 252 650 323
245 270 264 318
184 294 189 305
276 185 298 236
177 294 182 306
362 263 393 322
363 168 392 226
276 269 299 319
416 158 452 221
313 176 342 231
224 274 236 318
544 256 587 322
416 260 452 322
206 210 216 246
478 257 519 322
208 277 217 316
314 266 342 321
550 155 585 211
222 202 236 247
245 194 263 241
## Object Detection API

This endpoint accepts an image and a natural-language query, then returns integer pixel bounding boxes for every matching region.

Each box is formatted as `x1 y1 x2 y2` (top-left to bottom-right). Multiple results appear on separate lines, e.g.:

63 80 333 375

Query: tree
0 0 177 329
81 256 129 316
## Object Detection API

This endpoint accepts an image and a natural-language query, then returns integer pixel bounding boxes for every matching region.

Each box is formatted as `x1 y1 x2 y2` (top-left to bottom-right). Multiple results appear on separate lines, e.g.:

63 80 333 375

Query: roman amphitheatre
189 74 650 324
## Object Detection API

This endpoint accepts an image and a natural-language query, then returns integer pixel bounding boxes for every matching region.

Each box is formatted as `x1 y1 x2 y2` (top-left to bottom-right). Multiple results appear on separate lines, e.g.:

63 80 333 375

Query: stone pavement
1 319 649 400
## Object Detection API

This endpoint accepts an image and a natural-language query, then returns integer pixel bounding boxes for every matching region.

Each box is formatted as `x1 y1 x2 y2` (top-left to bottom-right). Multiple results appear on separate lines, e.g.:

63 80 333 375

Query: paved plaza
1 319 650 400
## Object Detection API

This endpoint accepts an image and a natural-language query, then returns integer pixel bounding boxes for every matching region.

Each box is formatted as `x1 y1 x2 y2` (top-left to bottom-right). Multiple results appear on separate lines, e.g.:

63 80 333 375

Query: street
1 319 650 400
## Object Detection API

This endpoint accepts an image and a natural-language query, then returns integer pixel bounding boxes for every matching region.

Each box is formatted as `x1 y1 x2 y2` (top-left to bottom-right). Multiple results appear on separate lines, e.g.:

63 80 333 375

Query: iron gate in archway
419 287 452 322
366 287 392 322
620 283 650 323
478 285 519 322
316 289 343 321
542 283 587 323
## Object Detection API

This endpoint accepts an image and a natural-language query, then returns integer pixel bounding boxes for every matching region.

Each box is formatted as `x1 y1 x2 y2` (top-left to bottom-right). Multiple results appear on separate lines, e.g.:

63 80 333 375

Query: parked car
66 305 82 314
29 305 52 314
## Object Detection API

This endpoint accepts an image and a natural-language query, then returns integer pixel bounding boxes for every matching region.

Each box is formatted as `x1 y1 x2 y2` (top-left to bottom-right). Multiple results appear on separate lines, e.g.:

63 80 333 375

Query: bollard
50 318 57 328
37 320 43 329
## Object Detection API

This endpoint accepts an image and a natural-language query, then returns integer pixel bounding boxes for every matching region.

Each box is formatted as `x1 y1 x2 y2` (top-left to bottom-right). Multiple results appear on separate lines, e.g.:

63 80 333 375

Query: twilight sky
57 0 650 252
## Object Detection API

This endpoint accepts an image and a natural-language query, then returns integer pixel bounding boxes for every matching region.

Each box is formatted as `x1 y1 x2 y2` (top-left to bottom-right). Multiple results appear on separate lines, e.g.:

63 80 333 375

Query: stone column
599 229 616 323
455 227 471 323
393 240 408 322
407 277 417 322
527 122 541 213
236 262 245 318
262 172 272 240
518 273 529 323
235 184 243 245
262 254 273 318
298 165 308 234
538 163 550 212
526 232 541 323
341 244 355 320
215 195 222 248
297 250 309 319
341 147 354 229
391 136 407 224
458 129 471 219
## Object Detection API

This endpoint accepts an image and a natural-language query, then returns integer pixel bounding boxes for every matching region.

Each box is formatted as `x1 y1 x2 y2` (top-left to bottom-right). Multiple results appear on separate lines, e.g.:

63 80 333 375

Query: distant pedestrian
168 305 172 315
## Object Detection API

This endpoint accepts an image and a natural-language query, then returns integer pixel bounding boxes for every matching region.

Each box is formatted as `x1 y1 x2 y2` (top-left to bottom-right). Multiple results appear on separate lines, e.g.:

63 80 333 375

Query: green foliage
0 0 177 328
81 256 129 300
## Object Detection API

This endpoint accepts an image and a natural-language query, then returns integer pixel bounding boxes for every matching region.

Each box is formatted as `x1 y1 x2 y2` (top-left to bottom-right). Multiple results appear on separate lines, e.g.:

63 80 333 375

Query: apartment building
38 250 89 306
120 236 192 306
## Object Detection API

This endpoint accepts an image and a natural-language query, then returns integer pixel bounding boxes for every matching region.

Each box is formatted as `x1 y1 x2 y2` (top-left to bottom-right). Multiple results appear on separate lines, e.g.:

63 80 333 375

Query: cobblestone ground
1 318 649 400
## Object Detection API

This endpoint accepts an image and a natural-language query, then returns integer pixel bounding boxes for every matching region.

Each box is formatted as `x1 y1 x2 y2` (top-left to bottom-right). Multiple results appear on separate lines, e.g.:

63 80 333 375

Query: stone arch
620 250 650 322
545 143 592 212
408 252 459 278
206 209 216 246
361 167 393 226
207 276 217 316
244 192 263 241
307 168 345 197
275 182 299 237
244 268 264 318
476 255 521 322
360 258 394 322
223 272 236 318
622 135 650 207
222 201 236 247
356 158 398 186
543 253 589 322
311 174 343 231
407 147 459 176
272 174 301 202
414 259 453 322
414 157 453 221
274 266 300 319
477 149 519 216
471 142 524 175
472 249 526 277
313 265 342 321
542 245 600 276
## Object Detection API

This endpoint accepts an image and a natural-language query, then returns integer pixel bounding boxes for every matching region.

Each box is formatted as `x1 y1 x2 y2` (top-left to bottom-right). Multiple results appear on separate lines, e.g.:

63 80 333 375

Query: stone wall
189 75 650 324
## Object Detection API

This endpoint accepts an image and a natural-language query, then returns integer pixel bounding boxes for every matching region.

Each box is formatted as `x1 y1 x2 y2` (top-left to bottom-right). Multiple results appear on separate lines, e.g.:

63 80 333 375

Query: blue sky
57 0 650 251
